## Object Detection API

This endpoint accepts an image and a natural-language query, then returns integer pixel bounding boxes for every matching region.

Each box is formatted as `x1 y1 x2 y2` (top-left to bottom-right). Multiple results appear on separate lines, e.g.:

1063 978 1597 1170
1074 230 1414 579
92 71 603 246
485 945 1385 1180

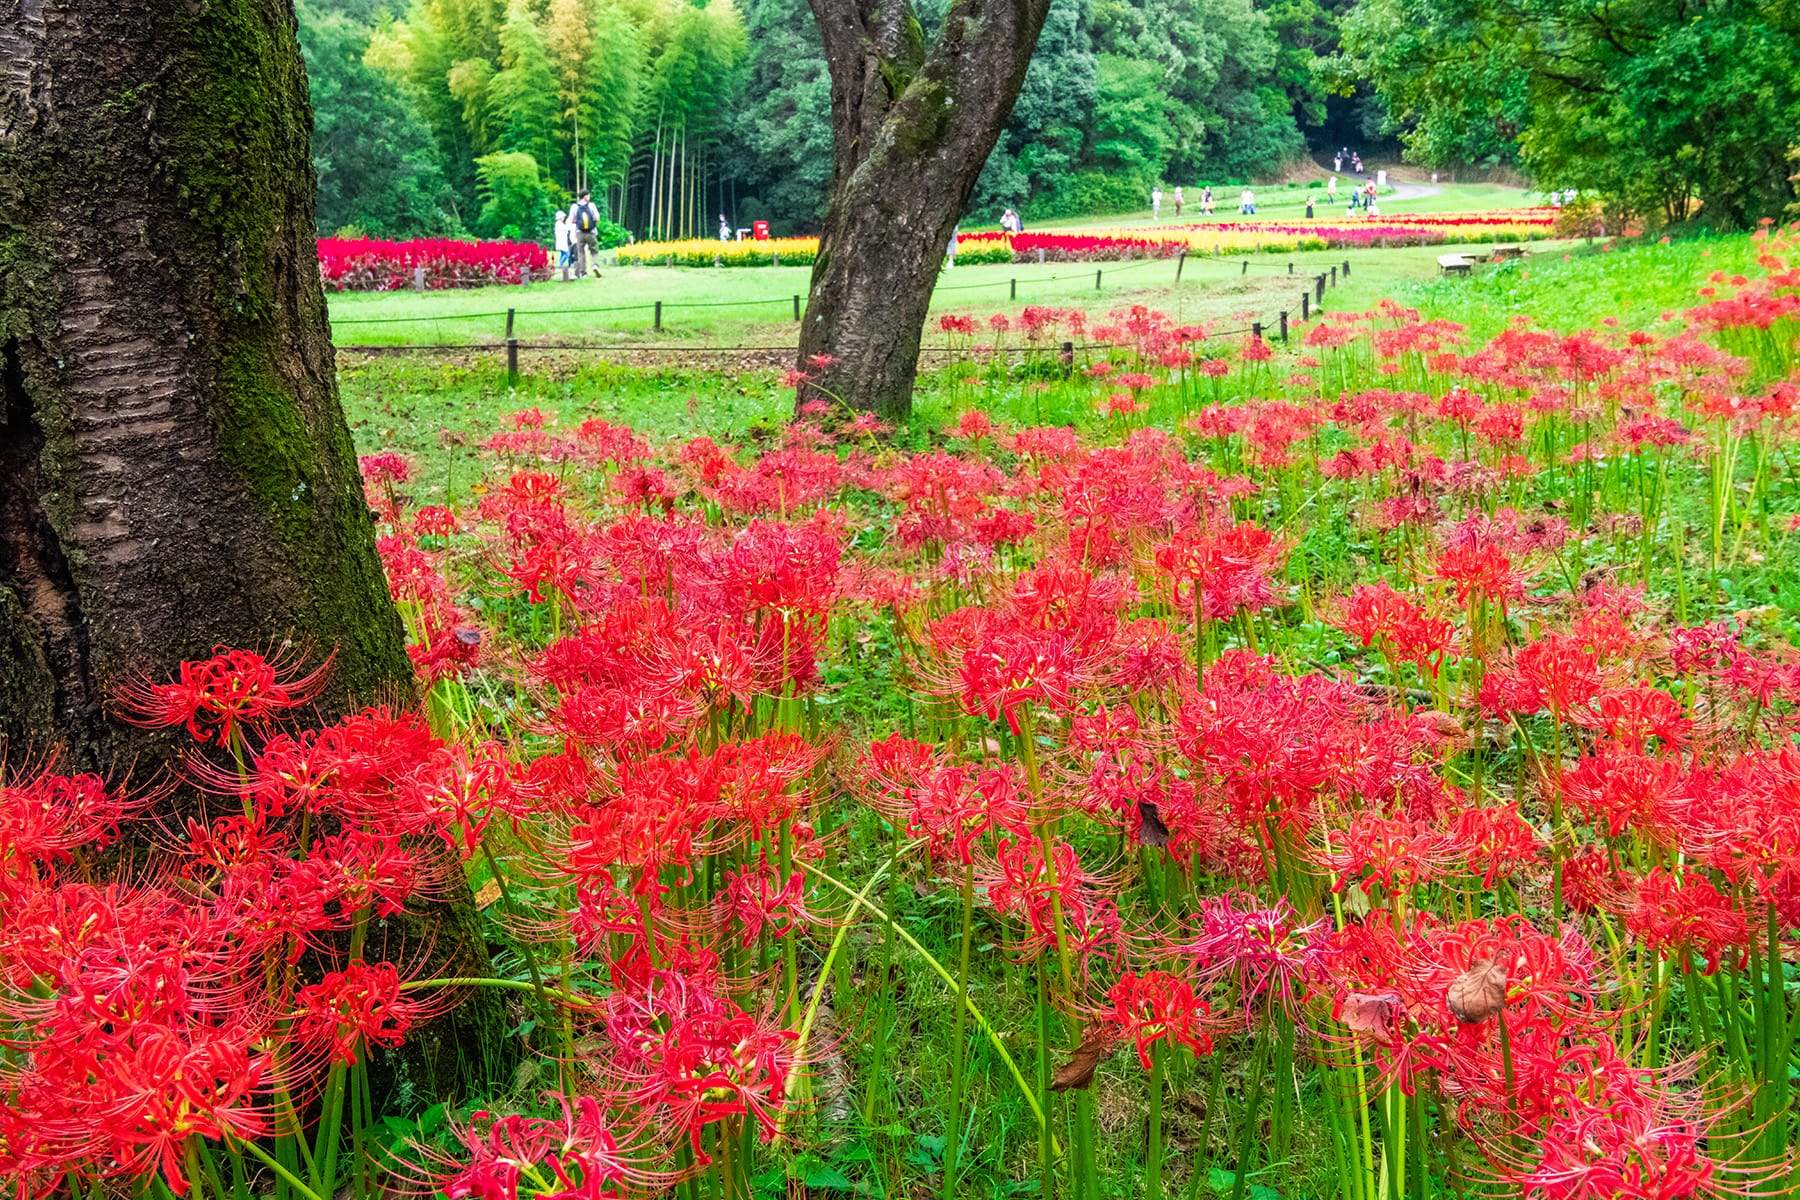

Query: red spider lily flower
1623 869 1749 974
1103 970 1215 1069
714 863 808 948
1314 812 1454 895
986 835 1122 967
600 971 799 1153
1154 522 1289 623
0 767 132 886
292 959 426 1065
1338 582 1455 675
1177 893 1327 1015
115 646 331 747
435 1095 651 1200
1447 804 1543 888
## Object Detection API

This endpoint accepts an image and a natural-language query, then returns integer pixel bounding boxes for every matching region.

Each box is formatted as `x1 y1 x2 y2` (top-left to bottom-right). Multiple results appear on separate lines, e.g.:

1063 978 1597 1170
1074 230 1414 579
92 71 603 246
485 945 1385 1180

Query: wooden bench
1438 253 1473 276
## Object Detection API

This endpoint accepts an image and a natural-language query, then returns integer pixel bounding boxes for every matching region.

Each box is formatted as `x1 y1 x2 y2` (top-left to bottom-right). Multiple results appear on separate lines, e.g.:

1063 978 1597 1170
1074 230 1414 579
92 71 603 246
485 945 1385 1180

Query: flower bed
621 211 1560 267
616 237 822 267
318 237 549 291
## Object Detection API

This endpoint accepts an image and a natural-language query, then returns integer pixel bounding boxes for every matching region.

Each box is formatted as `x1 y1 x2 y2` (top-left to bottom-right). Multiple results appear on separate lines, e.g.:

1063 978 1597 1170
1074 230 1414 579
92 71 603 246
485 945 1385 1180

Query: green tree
576 0 646 203
730 0 833 225
1091 0 1303 183
1341 0 1800 225
475 149 558 238
977 0 1098 216
489 0 565 179
298 1 462 237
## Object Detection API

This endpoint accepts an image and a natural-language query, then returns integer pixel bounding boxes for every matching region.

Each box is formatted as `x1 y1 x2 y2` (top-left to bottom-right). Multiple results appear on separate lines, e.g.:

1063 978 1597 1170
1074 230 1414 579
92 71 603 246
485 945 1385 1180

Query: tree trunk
0 0 502 1100
799 0 1051 416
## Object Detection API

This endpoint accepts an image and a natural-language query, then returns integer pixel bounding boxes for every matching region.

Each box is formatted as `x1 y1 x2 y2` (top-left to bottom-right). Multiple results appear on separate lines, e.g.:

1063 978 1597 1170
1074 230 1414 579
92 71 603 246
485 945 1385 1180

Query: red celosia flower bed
318 236 550 291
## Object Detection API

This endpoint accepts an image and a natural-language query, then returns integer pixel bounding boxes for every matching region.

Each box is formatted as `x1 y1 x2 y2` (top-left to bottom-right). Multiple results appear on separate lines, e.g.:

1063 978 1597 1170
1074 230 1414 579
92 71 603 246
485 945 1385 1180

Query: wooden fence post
654 300 662 332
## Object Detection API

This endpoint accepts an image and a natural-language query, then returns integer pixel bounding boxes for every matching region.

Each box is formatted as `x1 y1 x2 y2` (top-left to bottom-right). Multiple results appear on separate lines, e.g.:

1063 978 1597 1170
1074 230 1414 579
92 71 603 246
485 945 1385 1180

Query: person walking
1173 186 1184 218
1151 186 1163 221
553 211 572 279
568 189 602 277
946 222 959 269
719 213 731 242
1327 175 1338 203
1334 152 1343 173
1202 184 1214 215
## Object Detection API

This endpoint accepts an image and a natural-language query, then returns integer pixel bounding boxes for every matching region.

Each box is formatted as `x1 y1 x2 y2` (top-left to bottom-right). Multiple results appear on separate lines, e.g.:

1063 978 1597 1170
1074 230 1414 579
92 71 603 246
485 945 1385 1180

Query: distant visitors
719 214 730 242
1173 186 1184 218
1240 188 1255 215
1334 152 1343 173
1305 195 1315 219
1151 186 1163 220
1365 181 1379 216
1352 153 1363 173
1202 185 1214 214
946 223 959 269
568 189 602 277
1328 175 1338 202
1000 208 1023 233
553 211 571 275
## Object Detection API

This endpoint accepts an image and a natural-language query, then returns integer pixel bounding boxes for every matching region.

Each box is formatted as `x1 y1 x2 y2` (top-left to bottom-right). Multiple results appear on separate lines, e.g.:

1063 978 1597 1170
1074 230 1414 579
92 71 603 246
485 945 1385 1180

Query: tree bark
0 0 502 1100
799 0 1051 416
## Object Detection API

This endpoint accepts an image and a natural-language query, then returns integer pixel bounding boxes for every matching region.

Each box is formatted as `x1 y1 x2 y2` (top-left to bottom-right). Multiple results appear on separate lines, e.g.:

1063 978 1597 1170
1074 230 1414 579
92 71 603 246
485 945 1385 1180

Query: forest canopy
300 0 1800 239
299 0 1333 239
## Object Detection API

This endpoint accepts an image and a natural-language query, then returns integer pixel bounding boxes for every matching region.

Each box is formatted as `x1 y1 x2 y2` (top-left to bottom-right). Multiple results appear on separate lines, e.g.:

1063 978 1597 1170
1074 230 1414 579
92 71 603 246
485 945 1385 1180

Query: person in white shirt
719 214 730 242
553 212 571 277
1240 188 1255 215
1151 186 1162 221
1173 186 1184 218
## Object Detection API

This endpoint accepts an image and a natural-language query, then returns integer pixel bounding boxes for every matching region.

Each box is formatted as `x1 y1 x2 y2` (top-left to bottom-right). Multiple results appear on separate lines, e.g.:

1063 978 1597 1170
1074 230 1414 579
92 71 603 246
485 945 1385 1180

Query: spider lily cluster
8 229 1800 1199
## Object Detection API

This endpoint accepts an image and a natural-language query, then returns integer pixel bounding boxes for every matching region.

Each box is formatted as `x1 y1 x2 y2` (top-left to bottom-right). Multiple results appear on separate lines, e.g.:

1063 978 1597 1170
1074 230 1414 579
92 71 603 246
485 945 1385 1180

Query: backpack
574 203 598 233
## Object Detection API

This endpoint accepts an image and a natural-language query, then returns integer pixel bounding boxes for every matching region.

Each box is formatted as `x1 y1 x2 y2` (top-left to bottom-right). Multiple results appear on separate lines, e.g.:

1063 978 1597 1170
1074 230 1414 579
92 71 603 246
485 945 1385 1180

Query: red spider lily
435 1096 649 1200
115 647 332 747
1155 521 1289 623
1102 969 1216 1069
598 971 799 1152
1177 893 1327 1014
1624 869 1750 973
1338 582 1455 675
292 959 426 1065
714 863 808 948
985 835 1122 967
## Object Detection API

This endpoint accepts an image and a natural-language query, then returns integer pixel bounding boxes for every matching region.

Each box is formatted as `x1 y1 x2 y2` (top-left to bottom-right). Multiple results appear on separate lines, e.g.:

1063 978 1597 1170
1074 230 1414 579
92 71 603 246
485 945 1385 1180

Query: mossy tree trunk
0 0 502 1099
798 0 1052 417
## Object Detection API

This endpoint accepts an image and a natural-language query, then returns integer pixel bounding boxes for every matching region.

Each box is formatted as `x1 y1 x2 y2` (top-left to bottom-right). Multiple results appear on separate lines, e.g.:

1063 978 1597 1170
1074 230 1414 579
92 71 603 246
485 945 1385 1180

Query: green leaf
804 1164 856 1189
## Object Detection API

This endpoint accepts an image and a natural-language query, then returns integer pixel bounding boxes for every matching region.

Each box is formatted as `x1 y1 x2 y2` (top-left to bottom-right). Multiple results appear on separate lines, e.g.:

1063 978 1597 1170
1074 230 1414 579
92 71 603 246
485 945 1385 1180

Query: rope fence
332 255 1354 380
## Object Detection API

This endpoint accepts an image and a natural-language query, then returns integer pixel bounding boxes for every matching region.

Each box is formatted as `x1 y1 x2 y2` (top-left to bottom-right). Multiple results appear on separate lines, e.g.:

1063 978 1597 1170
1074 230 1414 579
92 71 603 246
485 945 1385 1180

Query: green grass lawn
337 231 1752 506
328 243 1521 349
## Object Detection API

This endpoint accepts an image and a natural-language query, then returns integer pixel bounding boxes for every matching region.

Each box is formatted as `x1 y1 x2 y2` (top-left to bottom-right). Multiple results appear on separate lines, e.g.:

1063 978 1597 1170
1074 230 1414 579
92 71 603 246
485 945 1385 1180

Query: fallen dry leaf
1338 991 1401 1034
1050 1023 1115 1092
475 878 503 909
1446 958 1508 1024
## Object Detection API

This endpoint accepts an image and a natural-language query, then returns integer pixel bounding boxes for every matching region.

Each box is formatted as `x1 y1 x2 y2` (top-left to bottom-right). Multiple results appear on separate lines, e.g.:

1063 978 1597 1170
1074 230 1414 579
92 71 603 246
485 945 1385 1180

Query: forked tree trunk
799 0 1052 416
0 0 501 1097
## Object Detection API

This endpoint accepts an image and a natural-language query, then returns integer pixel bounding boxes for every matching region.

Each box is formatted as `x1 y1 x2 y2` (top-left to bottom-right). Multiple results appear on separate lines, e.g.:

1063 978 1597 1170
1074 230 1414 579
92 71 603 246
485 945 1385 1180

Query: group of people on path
1151 185 1221 221
1333 147 1363 175
552 189 604 279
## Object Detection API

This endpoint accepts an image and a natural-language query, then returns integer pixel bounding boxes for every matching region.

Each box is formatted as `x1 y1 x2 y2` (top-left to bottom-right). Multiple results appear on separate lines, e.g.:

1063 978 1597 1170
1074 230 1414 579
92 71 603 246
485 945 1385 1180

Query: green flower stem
796 858 1060 1153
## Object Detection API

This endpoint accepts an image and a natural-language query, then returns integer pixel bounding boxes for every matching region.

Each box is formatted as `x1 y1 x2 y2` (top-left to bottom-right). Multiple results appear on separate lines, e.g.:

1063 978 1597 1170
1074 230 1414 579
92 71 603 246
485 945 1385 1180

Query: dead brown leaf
1446 958 1508 1024
1050 1023 1115 1092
